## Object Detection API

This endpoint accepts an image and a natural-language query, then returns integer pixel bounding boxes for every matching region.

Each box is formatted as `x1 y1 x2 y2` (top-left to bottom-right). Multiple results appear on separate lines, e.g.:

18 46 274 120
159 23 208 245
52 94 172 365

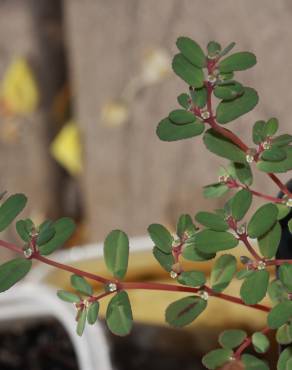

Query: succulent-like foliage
0 36 291 368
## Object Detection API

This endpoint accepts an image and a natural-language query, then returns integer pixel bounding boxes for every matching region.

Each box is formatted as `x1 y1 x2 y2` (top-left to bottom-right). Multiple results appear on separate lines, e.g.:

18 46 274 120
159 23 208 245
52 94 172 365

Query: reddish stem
238 234 262 261
246 187 284 204
266 259 292 266
121 282 270 312
234 327 271 359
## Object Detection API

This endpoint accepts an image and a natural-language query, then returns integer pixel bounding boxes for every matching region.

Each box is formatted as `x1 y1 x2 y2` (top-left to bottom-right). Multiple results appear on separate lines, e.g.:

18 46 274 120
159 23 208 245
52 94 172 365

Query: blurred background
0 0 291 369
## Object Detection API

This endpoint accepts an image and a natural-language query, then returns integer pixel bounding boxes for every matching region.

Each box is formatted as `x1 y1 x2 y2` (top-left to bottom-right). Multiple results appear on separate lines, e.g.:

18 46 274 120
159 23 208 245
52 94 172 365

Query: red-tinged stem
268 173 292 197
266 259 292 266
121 282 270 313
0 239 23 254
238 235 262 261
234 327 271 359
204 61 291 197
246 187 283 204
35 254 110 285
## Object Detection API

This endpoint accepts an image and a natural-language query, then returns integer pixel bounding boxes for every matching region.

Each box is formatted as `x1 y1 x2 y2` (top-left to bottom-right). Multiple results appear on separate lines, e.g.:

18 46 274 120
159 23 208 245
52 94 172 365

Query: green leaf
0 258 32 292
177 270 206 287
203 183 229 198
57 290 80 303
195 230 238 253
172 54 204 88
148 224 173 253
195 211 228 231
177 93 190 109
16 219 33 242
219 329 247 349
272 134 292 147
182 244 216 261
156 118 205 142
106 291 133 336
241 354 269 370
276 324 292 345
176 37 206 68
202 348 233 369
247 203 278 238
87 302 99 325
165 295 207 327
0 194 27 232
268 279 290 304
37 220 55 246
71 274 93 296
104 230 129 280
277 347 292 370
220 42 236 57
152 247 174 272
257 147 292 173
207 41 221 58
252 332 270 353
236 269 253 280
252 120 266 144
263 117 279 137
216 87 259 124
276 204 291 220
219 52 256 72
240 270 269 304
168 109 195 124
231 189 252 221
268 301 292 329
214 81 243 101
232 162 253 186
219 72 234 81
76 308 87 336
279 263 292 291
210 254 237 293
261 147 286 162
203 129 246 163
39 217 75 255
190 86 207 108
288 219 292 234
258 222 281 258
176 214 196 238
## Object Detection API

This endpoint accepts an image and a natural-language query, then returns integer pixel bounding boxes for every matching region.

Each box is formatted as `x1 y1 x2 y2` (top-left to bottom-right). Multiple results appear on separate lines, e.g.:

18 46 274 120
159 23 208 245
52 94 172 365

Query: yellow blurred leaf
50 121 82 176
1 58 39 115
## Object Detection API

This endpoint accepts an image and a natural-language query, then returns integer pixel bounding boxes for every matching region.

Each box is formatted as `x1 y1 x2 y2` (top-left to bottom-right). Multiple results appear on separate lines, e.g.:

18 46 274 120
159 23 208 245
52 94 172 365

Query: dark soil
0 318 205 370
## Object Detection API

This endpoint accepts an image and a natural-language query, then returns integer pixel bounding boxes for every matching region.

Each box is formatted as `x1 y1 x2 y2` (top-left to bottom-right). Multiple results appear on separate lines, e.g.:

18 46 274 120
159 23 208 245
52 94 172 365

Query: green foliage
87 302 99 325
195 229 238 253
106 291 133 336
276 324 292 345
203 129 246 163
202 348 233 369
258 222 281 258
247 203 278 238
0 194 27 232
39 217 75 255
104 230 129 280
257 147 292 173
71 274 93 296
207 41 221 58
218 52 257 72
231 188 252 221
241 354 269 370
251 332 270 353
203 182 229 198
0 258 32 292
195 211 228 231
219 329 247 349
156 117 205 142
177 270 206 287
57 290 80 303
190 86 207 108
210 254 237 292
214 81 243 101
216 87 259 124
172 54 204 88
37 220 55 246
277 347 292 370
165 295 207 327
168 109 195 124
240 270 269 304
148 224 173 253
76 308 87 336
279 263 292 291
176 214 196 238
177 93 190 109
152 246 174 272
16 218 33 242
176 37 206 68
267 301 292 329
